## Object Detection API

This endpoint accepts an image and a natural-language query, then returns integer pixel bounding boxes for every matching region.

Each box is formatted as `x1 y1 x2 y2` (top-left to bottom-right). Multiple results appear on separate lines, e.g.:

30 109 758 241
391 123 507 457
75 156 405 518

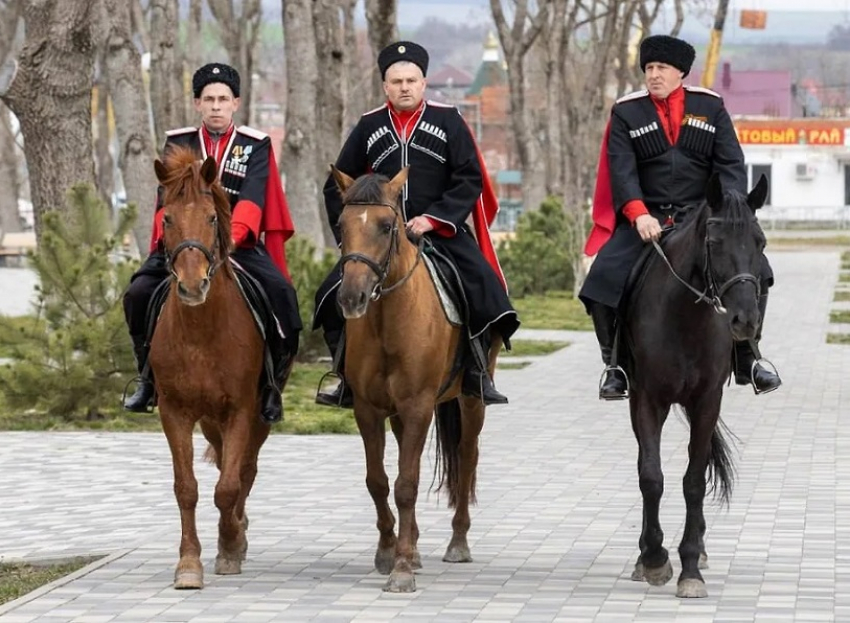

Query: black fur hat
192 63 240 98
639 35 696 76
377 41 429 79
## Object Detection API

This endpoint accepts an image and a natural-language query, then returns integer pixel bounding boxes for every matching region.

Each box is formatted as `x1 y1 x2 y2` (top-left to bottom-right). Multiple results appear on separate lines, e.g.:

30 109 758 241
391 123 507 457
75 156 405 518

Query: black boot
590 303 628 400
260 361 287 424
315 328 354 409
123 335 155 412
734 293 781 394
462 331 508 405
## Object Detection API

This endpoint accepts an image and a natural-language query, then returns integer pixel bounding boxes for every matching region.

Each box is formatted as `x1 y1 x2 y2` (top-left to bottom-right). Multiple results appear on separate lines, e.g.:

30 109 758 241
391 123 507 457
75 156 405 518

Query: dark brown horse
150 147 279 589
625 173 769 598
332 166 500 593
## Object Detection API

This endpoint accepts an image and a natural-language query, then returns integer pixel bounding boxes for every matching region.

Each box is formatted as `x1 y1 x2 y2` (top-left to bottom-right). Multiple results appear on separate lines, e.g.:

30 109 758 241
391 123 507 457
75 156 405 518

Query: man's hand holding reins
405 216 434 237
635 214 662 242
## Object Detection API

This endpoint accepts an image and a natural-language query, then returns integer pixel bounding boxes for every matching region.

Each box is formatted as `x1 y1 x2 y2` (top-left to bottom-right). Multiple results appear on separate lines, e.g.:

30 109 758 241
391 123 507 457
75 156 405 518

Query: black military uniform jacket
323 101 483 243
160 125 272 212
608 85 747 212
314 101 519 340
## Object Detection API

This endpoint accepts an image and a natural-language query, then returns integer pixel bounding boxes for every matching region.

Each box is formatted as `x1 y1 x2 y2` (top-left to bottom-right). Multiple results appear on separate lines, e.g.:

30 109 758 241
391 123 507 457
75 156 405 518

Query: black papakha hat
639 35 696 77
377 41 429 79
192 63 240 98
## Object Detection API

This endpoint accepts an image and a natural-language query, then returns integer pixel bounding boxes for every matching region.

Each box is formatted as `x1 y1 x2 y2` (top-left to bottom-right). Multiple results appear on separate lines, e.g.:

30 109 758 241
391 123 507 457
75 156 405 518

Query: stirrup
598 365 629 400
749 357 782 396
316 371 347 406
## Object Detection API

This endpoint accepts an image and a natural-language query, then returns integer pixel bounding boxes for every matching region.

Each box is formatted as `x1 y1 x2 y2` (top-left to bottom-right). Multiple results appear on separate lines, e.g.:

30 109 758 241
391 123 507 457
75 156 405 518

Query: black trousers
123 244 302 356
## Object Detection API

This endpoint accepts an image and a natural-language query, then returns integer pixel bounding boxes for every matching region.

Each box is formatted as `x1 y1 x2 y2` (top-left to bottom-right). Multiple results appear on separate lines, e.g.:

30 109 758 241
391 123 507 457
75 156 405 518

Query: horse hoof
214 556 242 575
677 578 708 598
411 550 422 570
384 570 416 593
375 547 395 576
174 569 204 590
644 560 674 586
443 544 473 563
630 561 645 582
699 552 709 569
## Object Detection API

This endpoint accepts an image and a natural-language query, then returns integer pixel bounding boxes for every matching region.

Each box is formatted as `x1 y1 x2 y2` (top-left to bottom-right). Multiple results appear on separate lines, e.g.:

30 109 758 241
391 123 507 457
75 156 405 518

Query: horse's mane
342 173 394 207
160 145 232 263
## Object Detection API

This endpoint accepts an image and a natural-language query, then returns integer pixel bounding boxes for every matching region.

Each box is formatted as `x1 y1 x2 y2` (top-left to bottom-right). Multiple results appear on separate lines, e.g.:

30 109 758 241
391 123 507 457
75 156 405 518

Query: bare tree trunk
342 0 366 133
365 0 398 107
314 0 345 247
0 0 97 242
0 104 20 234
207 0 262 126
149 0 185 144
490 0 549 212
93 66 115 208
186 0 203 119
281 0 324 251
130 0 151 53
100 0 158 250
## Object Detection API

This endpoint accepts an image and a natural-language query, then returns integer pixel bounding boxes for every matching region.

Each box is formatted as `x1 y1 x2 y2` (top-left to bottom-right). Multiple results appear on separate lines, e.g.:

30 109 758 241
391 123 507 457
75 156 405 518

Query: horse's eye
208 215 217 226
163 213 173 227
381 222 393 235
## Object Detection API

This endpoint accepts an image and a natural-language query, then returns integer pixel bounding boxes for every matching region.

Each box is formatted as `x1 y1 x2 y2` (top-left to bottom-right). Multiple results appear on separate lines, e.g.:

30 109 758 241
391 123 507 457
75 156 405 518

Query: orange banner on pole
740 10 767 29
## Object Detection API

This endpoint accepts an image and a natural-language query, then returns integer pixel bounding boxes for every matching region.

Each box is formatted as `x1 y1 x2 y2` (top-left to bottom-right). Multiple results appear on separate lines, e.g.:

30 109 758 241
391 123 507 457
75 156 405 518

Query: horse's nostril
200 278 211 292
359 291 368 307
177 282 189 297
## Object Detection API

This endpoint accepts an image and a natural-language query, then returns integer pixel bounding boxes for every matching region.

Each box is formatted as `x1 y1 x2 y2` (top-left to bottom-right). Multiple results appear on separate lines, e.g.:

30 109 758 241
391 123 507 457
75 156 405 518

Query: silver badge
398 45 406 53
212 67 220 74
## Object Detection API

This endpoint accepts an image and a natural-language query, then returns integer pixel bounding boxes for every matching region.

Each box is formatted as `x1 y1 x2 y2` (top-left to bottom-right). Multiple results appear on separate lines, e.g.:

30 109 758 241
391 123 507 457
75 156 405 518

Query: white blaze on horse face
358 210 368 225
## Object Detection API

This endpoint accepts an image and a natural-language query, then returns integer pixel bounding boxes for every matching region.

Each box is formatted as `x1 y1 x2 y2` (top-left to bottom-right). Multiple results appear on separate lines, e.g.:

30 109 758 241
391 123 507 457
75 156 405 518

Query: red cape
464 121 507 292
149 145 296 280
584 119 616 257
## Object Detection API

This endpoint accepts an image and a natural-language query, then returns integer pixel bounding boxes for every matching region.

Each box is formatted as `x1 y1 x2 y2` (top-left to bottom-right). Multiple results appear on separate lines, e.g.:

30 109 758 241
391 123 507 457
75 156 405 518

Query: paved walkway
0 250 847 622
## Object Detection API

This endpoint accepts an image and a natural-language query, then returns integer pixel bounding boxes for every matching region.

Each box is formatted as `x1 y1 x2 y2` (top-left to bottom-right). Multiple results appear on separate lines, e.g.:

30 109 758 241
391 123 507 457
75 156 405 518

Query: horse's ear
154 159 168 183
747 174 769 212
330 165 355 193
200 156 217 186
387 166 409 199
705 172 723 211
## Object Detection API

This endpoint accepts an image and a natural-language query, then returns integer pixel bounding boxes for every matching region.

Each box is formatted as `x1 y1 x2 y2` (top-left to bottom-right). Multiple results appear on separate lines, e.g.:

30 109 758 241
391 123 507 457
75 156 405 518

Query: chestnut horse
625 173 769 598
332 166 500 593
150 147 276 589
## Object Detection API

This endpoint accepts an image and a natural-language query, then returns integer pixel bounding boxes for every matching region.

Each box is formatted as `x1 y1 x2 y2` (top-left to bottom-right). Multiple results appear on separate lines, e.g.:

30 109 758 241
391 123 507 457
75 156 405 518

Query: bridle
163 189 222 282
652 215 761 315
339 200 424 301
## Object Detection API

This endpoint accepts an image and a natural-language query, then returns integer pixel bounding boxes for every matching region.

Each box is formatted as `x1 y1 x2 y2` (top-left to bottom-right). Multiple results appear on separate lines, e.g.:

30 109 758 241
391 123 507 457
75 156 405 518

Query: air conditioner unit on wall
795 163 816 180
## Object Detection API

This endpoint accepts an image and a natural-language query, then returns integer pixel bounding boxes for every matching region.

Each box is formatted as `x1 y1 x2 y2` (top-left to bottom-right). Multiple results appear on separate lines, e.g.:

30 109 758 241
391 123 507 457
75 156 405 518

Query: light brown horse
150 147 275 589
332 166 500 593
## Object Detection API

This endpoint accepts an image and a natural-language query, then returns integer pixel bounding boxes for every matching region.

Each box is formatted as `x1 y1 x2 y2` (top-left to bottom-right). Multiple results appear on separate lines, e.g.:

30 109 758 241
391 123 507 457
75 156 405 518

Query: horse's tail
203 444 218 465
433 398 475 509
707 418 737 507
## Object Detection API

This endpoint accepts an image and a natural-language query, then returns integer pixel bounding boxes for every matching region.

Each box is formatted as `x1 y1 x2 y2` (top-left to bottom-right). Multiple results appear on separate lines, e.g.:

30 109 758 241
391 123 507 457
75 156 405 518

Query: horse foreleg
355 406 397 576
677 393 723 599
233 419 270 562
389 416 421 570
213 412 252 576
386 405 432 593
631 392 673 587
161 407 204 590
443 397 484 564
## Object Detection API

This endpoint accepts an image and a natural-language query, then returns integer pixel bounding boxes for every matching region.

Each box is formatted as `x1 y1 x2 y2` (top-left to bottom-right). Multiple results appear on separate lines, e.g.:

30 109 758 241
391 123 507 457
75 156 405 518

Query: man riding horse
580 34 781 399
122 62 302 423
313 41 519 408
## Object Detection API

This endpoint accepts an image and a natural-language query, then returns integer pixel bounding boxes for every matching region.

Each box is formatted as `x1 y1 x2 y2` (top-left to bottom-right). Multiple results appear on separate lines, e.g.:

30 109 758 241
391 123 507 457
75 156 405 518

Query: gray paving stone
0 250 847 622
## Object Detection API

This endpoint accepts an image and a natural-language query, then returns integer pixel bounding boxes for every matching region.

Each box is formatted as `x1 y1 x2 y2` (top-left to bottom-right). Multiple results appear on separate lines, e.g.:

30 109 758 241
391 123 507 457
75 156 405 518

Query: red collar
388 101 425 141
201 123 235 164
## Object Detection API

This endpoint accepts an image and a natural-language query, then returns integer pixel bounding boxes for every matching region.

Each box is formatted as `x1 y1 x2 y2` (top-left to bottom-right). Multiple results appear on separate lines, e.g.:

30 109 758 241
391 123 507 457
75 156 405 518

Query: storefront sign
735 123 850 146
